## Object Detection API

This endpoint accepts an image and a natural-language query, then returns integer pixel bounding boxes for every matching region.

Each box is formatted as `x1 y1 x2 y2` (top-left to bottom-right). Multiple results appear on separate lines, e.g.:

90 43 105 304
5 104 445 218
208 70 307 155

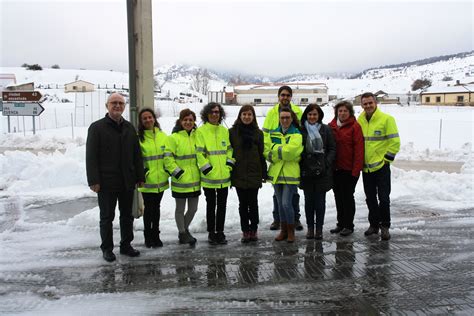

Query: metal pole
127 0 137 128
22 116 25 136
71 113 74 140
438 118 443 149
7 116 10 133
32 116 36 135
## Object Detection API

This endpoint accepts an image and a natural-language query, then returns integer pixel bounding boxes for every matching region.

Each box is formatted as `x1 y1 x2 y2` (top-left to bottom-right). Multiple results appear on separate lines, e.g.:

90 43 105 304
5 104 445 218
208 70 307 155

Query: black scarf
239 124 255 150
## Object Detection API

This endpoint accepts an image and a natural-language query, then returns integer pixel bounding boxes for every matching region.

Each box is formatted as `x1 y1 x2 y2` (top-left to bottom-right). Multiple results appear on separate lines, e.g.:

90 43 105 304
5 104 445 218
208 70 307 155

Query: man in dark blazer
86 92 145 262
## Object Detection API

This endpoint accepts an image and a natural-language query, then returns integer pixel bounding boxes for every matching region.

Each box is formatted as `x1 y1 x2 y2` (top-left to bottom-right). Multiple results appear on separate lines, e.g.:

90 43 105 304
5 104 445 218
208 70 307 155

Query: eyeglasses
280 94 291 97
210 110 220 114
280 116 292 120
109 101 125 106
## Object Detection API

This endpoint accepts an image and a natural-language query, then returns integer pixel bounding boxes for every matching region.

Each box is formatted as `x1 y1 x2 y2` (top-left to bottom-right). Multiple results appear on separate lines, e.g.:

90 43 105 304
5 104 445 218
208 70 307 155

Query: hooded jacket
264 124 303 185
195 122 234 188
138 127 170 194
358 108 400 173
164 126 201 198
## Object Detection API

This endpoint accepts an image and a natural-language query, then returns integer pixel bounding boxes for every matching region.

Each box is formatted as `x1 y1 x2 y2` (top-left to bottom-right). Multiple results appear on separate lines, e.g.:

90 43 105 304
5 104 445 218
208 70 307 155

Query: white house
233 83 329 106
64 80 95 93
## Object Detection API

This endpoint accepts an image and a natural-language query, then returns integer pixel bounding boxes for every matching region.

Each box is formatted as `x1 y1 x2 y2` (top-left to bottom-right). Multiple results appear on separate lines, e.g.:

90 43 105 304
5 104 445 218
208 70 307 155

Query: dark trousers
272 193 301 222
98 190 134 252
236 188 260 232
204 187 228 233
303 189 326 229
142 192 164 241
362 163 391 228
333 170 360 230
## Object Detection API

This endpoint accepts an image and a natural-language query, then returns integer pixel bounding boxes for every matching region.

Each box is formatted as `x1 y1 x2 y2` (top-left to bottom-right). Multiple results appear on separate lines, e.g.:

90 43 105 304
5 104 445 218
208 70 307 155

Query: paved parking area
2 207 473 314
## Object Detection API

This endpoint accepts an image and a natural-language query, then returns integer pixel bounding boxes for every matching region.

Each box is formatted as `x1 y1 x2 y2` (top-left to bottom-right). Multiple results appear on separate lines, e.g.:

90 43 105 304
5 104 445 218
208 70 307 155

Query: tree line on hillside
21 63 61 70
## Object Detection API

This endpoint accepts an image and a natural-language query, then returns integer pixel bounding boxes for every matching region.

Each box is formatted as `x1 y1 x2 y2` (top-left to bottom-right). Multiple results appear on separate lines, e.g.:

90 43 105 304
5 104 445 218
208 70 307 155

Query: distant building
354 90 418 105
64 80 95 93
233 83 329 106
0 73 16 92
5 82 35 91
420 84 474 106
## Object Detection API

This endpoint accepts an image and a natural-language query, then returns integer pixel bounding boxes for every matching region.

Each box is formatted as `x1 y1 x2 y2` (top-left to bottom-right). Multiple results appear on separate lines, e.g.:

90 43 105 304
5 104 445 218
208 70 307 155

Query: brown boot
275 222 288 241
287 224 295 243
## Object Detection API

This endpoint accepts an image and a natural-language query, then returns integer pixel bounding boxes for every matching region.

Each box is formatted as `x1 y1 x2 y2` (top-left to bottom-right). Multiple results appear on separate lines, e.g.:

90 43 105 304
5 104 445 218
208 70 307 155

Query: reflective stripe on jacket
262 103 303 134
264 124 303 185
164 129 200 194
358 108 400 173
195 122 234 188
138 127 170 193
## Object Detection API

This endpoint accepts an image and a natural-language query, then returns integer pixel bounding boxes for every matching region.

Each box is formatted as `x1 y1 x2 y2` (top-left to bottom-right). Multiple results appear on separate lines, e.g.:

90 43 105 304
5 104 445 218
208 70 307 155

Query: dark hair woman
328 101 364 236
164 108 201 245
196 102 234 245
137 108 169 248
300 104 336 240
229 105 267 243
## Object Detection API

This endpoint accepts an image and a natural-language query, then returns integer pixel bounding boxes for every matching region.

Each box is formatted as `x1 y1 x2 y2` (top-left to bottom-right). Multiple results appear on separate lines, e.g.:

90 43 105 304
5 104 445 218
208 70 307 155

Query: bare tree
191 68 210 95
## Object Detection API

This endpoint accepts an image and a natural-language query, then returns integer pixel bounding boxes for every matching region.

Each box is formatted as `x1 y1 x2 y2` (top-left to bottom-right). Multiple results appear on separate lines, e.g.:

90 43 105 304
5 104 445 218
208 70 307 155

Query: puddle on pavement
24 197 97 223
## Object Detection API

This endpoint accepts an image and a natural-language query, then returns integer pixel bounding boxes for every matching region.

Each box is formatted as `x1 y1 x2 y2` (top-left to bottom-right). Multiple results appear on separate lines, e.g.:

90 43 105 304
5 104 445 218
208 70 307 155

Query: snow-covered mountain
1 51 473 99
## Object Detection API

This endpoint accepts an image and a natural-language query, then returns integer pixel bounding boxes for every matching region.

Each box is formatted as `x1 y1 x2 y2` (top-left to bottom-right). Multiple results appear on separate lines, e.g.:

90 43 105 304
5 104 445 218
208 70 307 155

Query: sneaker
380 227 391 241
364 226 379 236
185 230 197 245
249 231 258 242
315 228 323 240
216 231 228 245
241 231 250 243
119 246 140 257
340 228 354 236
208 232 218 245
295 219 304 231
330 226 343 234
269 221 280 230
102 250 116 262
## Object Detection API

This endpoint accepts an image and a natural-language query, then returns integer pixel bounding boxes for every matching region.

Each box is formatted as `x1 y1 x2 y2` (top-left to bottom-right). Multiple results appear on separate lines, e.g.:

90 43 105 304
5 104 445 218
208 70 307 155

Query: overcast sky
0 0 472 77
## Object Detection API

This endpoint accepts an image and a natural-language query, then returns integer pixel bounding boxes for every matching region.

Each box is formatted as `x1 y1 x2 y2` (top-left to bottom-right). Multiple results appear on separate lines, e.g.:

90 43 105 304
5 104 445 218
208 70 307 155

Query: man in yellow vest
262 86 303 231
358 92 400 241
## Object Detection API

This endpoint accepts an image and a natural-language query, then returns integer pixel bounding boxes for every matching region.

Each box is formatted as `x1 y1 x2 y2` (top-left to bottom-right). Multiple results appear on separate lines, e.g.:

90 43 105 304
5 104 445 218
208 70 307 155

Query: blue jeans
303 189 326 229
273 184 297 225
272 193 301 222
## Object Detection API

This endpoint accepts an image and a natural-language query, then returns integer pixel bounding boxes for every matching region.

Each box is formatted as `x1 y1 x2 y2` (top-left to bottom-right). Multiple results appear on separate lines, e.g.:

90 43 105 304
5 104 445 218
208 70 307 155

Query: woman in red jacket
328 101 364 236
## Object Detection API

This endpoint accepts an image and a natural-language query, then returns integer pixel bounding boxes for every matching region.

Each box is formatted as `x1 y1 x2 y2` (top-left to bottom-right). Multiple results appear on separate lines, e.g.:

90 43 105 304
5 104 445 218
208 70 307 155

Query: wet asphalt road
1 196 473 314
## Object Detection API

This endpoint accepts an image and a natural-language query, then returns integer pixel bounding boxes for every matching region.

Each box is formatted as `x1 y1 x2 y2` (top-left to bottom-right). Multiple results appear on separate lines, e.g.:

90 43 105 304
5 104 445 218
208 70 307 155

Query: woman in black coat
229 104 267 243
300 104 336 240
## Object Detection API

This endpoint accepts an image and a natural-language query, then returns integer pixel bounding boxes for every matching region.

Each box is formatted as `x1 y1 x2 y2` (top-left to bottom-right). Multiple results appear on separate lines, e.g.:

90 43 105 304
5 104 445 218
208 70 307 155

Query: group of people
86 87 400 263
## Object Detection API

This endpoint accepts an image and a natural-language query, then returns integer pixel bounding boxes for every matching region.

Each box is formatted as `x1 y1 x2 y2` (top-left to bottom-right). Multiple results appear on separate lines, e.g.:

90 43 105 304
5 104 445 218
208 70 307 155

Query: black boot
144 230 153 248
153 232 163 248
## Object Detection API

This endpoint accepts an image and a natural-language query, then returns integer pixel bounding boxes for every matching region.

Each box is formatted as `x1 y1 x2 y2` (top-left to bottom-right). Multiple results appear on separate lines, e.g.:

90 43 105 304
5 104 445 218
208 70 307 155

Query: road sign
2 102 45 116
2 91 42 102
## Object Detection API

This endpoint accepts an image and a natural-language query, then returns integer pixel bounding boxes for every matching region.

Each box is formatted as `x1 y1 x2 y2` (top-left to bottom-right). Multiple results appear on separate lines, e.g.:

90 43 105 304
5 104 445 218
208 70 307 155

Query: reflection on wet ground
1 199 473 314
24 197 97 223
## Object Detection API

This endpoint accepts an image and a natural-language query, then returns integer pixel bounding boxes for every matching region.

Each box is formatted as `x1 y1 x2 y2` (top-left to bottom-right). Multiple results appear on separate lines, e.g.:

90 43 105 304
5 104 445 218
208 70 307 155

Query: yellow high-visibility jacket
195 122 234 189
262 103 303 134
164 128 201 195
264 125 303 185
138 127 170 193
358 108 400 173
